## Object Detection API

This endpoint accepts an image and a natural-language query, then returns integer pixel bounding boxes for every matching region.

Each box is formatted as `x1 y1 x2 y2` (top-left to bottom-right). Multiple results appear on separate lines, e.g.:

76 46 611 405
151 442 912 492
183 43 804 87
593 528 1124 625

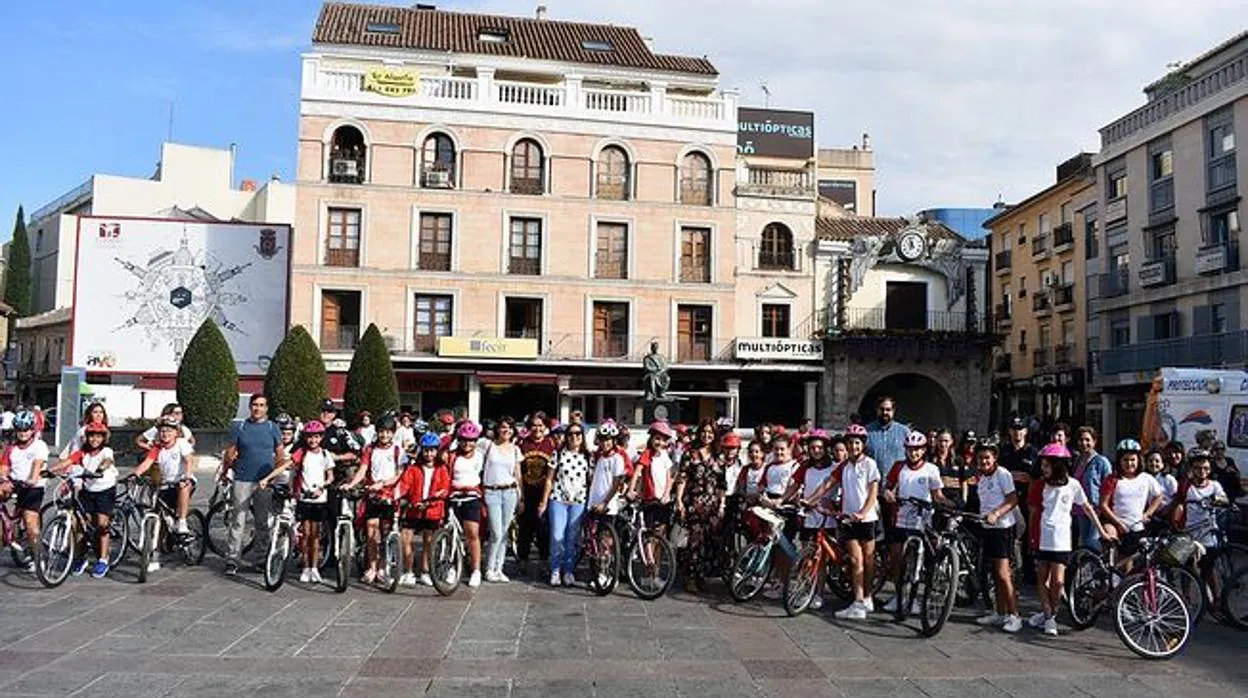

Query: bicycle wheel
123 503 145 555
955 534 980 608
588 519 620 597
1161 566 1206 626
824 553 853 602
783 547 819 617
430 526 462 596
381 531 401 594
206 500 254 560
627 531 675 600
334 524 351 593
1067 549 1109 630
35 513 74 588
1113 577 1190 660
105 512 129 568
263 524 291 592
1210 544 1248 629
895 537 922 622
727 543 773 603
920 548 959 637
871 543 888 597
8 520 31 567
137 516 159 584
180 510 207 566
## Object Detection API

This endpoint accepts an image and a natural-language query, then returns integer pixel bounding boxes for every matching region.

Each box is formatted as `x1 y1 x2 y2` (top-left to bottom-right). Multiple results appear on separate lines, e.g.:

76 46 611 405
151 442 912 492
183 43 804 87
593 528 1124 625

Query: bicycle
891 498 967 637
113 477 145 556
1176 498 1248 628
782 507 858 617
330 486 364 593
35 471 128 588
617 501 676 600
205 475 256 560
1066 543 1125 630
575 510 620 597
1 482 36 570
262 483 297 592
726 504 799 603
1112 536 1192 660
429 495 470 596
136 479 207 584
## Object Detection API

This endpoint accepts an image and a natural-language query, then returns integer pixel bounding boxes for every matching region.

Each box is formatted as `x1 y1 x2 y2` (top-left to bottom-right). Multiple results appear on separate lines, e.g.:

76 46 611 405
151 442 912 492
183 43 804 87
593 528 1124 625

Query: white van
1142 367 1248 466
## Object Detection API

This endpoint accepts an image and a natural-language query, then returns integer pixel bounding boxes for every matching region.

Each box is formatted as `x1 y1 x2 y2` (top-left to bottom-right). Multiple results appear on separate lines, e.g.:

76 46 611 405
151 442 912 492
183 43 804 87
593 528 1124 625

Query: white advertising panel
734 337 824 361
71 217 291 376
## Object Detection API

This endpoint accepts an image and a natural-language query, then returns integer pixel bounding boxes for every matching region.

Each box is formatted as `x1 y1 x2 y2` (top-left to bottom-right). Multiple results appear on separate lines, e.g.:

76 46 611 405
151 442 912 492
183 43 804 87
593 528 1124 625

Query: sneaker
496 571 510 583
909 599 922 616
467 570 481 588
811 596 824 610
862 597 875 613
1027 611 1047 629
8 541 22 554
550 571 562 586
563 572 576 587
90 560 110 579
176 519 189 535
418 572 433 587
362 569 377 584
146 559 161 573
1002 615 1023 634
71 558 89 576
883 596 899 613
484 571 501 583
399 572 417 587
300 568 312 583
1043 616 1058 636
309 568 323 584
224 562 239 576
834 601 868 620
976 612 1005 627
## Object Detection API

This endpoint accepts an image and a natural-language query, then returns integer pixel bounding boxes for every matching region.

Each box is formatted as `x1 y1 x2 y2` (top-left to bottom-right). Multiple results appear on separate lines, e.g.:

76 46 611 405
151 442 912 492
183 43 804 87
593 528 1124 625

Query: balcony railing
508 257 541 275
1053 283 1075 309
994 353 1012 374
1099 268 1130 298
1054 343 1075 367
1032 234 1050 258
324 248 359 267
1032 292 1052 315
736 167 815 199
1097 331 1248 375
1033 347 1051 370
321 325 360 352
1195 241 1241 275
680 262 711 283
1138 255 1176 288
994 250 1012 273
388 328 738 363
995 302 1012 327
1053 222 1075 250
831 307 987 334
1100 52 1248 148
756 249 797 271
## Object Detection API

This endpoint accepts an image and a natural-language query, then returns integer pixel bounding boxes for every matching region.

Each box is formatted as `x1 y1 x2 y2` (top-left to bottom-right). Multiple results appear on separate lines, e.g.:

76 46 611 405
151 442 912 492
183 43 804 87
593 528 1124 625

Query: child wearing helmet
59 401 110 460
63 423 117 578
1099 439 1164 566
831 423 880 620
133 418 196 572
395 432 451 587
261 420 333 584
345 416 408 586
880 430 946 615
0 410 51 570
446 421 486 587
630 421 676 544
1027 443 1116 636
588 422 628 518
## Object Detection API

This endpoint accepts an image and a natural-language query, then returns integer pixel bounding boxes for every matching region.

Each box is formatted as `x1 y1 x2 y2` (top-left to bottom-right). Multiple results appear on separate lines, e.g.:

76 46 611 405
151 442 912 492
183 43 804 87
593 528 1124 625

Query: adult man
517 412 555 564
865 396 909 479
302 399 362 473
1000 417 1038 581
222 393 283 575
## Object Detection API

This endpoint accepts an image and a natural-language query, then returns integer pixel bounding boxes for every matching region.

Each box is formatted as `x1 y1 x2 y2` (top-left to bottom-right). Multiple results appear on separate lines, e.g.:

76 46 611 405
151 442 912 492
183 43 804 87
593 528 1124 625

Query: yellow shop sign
438 337 538 359
364 68 418 97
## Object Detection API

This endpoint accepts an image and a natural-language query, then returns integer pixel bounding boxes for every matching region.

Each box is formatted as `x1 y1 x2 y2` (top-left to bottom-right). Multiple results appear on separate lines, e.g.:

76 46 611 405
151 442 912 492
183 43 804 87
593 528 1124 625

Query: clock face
898 232 926 261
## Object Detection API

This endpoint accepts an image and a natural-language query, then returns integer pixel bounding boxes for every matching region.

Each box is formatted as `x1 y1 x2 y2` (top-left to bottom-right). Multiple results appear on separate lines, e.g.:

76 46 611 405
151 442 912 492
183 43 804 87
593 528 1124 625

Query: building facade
920 207 998 241
816 138 875 216
984 154 1096 431
1090 32 1247 445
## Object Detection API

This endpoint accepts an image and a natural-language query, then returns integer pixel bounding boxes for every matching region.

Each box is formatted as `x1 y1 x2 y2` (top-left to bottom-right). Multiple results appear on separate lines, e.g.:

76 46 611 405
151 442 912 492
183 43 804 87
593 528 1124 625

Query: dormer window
478 28 510 43
365 21 401 35
582 39 614 52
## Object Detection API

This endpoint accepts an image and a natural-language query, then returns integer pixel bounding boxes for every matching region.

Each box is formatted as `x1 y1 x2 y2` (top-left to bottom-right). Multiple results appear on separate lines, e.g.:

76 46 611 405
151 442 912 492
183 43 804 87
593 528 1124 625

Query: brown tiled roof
816 216 965 243
313 3 718 76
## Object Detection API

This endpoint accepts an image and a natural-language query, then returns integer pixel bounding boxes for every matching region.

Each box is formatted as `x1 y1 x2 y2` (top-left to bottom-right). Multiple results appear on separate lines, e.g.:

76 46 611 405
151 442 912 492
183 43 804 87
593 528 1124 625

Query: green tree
264 325 328 421
176 319 239 429
4 206 32 317
343 323 398 422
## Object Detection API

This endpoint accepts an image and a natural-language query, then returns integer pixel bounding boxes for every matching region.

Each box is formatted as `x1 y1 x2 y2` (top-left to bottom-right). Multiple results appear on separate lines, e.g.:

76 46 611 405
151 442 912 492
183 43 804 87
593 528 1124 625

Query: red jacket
397 464 451 521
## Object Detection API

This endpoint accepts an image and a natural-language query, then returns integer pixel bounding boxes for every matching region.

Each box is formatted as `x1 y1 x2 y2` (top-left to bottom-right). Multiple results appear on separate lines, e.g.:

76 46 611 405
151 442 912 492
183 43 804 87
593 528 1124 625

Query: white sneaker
496 571 510 583
147 558 161 573
176 519 189 535
810 596 824 610
309 568 323 584
418 572 433 587
977 612 1005 627
883 596 899 613
1002 614 1023 633
835 601 868 620
909 599 922 616
862 597 875 613
1027 611 1047 628
300 568 312 583
1043 617 1059 636
468 570 481 588
550 571 562 586
484 571 501 583
399 572 417 587
563 572 576 587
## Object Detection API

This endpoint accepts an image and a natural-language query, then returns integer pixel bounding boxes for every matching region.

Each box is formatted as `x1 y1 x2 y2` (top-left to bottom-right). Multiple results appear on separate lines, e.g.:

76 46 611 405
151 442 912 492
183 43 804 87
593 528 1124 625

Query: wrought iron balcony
1096 331 1248 375
1138 255 1176 288
1053 222 1075 250
1098 268 1130 298
994 250 1012 274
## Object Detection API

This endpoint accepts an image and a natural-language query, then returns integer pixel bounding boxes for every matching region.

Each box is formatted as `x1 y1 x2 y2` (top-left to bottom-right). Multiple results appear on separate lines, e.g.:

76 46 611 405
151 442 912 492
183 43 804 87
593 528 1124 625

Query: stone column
726 378 742 426
1101 392 1116 445
467 374 481 421
804 381 819 424
557 375 571 426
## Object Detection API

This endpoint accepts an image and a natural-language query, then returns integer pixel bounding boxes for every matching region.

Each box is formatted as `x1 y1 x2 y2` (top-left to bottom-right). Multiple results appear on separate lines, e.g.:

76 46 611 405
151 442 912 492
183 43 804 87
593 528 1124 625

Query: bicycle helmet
419 432 442 450
156 416 181 431
597 421 620 439
959 430 979 446
457 421 482 440
319 398 337 413
844 423 868 439
83 422 110 435
1038 442 1072 460
438 412 456 426
550 423 567 436
1115 438 1142 453
1187 447 1211 463
412 418 429 435
376 416 398 432
302 420 326 435
274 413 294 429
904 431 928 449
804 428 831 445
720 432 742 449
12 410 36 431
649 420 674 439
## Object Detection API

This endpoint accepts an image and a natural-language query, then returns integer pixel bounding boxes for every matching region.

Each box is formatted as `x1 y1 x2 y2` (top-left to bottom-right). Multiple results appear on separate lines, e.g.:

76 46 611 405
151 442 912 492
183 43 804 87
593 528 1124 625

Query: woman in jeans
482 417 523 583
539 424 591 586
1071 426 1112 552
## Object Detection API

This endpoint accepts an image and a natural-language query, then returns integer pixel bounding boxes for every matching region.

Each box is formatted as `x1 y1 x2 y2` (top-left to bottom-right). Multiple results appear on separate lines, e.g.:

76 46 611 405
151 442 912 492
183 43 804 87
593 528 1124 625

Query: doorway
885 281 927 331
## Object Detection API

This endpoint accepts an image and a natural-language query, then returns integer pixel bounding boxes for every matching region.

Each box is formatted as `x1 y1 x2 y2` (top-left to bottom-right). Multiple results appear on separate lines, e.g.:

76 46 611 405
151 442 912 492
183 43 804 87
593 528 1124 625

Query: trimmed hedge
176 319 239 429
343 323 398 422
264 325 329 421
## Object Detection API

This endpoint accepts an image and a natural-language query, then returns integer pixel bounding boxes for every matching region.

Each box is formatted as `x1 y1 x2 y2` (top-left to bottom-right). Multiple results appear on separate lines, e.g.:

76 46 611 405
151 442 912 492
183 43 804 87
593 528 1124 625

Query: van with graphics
1142 367 1248 472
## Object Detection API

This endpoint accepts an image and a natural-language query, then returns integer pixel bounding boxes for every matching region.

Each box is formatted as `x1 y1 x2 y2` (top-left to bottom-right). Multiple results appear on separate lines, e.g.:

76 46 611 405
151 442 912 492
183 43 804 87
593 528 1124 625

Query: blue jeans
1075 516 1101 554
547 500 585 575
484 487 519 575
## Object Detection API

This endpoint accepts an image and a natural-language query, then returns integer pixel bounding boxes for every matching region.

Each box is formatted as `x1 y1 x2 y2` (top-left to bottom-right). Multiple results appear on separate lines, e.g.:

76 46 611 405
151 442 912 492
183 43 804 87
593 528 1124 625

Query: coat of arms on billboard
255 228 281 259
97 223 121 242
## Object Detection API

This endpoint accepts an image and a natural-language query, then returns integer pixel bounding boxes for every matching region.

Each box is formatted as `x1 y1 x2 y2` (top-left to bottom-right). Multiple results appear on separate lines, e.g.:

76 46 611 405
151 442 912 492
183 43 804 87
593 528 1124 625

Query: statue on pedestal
642 341 670 402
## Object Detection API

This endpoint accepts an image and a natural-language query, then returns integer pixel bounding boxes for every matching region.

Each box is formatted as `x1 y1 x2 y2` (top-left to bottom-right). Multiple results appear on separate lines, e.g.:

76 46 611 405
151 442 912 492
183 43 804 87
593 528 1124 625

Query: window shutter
1193 306 1212 335
1227 298 1242 332
1136 316 1154 343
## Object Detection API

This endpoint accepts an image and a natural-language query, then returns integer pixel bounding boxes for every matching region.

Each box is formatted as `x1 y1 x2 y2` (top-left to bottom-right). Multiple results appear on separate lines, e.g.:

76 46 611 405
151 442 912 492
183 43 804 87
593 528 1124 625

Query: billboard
71 216 291 376
738 107 815 158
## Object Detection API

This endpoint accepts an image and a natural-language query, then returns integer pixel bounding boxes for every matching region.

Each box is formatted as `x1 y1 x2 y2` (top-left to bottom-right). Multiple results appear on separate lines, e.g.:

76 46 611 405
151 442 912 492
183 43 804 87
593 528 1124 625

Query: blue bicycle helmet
418 432 442 450
1116 438 1142 453
13 411 36 431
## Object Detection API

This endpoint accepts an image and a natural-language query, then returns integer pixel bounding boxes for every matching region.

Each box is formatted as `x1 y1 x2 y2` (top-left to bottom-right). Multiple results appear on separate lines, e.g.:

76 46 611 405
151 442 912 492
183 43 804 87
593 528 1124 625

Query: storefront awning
476 372 558 386
133 376 264 392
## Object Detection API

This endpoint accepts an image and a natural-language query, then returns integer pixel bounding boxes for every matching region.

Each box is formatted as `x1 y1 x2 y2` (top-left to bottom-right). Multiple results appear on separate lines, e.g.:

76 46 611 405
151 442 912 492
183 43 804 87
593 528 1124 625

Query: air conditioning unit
383 334 399 352
331 159 359 178
424 169 452 188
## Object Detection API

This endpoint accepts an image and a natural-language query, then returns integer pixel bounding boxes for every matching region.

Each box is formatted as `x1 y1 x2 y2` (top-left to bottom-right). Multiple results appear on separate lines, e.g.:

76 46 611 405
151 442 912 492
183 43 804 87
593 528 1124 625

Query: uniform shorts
981 526 1017 561
842 520 879 542
78 487 116 517
297 501 328 523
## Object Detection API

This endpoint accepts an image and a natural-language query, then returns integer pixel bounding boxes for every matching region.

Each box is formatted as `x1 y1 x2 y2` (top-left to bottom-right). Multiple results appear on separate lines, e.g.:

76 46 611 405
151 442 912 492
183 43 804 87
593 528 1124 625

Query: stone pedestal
643 397 682 424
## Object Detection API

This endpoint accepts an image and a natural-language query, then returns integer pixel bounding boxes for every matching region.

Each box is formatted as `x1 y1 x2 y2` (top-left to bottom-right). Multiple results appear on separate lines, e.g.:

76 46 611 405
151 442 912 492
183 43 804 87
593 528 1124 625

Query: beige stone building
817 138 875 216
294 3 838 424
984 154 1096 429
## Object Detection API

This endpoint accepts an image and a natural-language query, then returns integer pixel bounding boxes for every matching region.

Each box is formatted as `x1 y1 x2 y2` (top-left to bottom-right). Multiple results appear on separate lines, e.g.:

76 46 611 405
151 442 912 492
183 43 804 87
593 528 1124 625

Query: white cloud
461 0 1242 214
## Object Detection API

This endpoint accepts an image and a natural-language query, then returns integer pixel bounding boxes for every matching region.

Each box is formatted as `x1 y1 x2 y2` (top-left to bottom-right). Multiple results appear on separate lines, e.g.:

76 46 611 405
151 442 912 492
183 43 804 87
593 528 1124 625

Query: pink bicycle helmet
1038 442 1072 460
904 431 928 449
845 424 868 438
649 420 675 439
457 421 482 440
804 428 831 444
303 420 326 435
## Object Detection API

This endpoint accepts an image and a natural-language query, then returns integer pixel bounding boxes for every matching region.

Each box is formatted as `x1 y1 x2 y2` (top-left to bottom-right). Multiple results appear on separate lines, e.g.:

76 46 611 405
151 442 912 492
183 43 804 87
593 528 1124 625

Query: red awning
476 372 558 386
133 376 264 392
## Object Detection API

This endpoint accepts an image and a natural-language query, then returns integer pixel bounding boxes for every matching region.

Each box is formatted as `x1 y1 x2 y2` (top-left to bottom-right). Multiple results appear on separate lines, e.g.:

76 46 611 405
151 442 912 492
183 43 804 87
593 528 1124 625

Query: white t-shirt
1039 480 1088 552
894 462 943 530
451 451 484 492
148 439 194 485
481 442 520 487
976 466 1018 529
6 439 50 486
420 465 437 501
763 460 797 497
71 447 117 492
1183 480 1228 546
643 450 673 503
357 425 377 446
798 464 836 528
395 425 416 449
1107 474 1163 532
142 424 194 444
737 466 766 497
1154 472 1179 506
0 411 13 430
588 452 627 514
295 449 333 503
840 457 881 523
365 444 406 484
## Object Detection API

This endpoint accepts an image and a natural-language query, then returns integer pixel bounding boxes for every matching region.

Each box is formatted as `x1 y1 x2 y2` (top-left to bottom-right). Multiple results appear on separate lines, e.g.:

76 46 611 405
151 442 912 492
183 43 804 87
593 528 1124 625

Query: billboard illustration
71 217 291 375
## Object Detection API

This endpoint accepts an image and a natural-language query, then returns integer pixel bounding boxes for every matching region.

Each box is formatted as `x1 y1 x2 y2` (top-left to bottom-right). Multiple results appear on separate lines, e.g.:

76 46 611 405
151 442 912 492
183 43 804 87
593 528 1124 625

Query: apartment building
985 154 1096 430
816 137 875 215
1089 31 1247 444
294 3 763 424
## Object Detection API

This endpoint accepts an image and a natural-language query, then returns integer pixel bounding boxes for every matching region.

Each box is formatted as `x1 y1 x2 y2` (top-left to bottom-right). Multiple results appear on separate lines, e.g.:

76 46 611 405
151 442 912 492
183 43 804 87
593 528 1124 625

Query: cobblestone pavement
2 550 1246 698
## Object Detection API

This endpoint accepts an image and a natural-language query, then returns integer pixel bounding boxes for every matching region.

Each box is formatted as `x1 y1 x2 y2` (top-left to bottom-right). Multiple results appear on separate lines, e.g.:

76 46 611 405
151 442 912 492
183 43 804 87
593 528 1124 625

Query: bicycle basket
1159 534 1198 567
743 507 782 542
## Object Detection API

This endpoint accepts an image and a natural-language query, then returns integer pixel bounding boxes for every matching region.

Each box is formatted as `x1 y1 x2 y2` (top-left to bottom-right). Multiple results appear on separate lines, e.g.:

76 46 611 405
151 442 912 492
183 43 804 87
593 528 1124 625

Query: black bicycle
36 471 128 588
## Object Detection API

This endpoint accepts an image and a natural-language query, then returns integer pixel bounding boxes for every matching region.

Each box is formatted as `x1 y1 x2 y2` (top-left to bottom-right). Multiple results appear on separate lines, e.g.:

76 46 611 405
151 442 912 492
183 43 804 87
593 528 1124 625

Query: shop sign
437 336 538 359
737 108 815 158
364 68 418 97
397 372 462 393
734 337 823 361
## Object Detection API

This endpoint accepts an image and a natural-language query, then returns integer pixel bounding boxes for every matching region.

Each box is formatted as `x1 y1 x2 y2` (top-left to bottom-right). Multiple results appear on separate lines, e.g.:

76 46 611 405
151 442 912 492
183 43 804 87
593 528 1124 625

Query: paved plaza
1 551 1246 698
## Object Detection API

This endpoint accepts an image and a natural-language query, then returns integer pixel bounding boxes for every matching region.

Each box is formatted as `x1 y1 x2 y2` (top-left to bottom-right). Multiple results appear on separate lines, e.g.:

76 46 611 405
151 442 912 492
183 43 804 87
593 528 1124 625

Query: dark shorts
402 518 439 532
365 499 395 522
1118 530 1146 557
78 488 116 517
981 526 1017 561
452 498 482 524
886 526 922 545
1035 549 1071 566
297 501 328 523
842 520 879 542
642 502 672 529
14 485 44 513
158 481 194 510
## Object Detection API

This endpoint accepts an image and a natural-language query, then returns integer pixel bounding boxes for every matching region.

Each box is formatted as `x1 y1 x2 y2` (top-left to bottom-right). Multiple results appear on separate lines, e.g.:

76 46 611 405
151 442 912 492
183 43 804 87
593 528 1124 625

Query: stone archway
856 372 958 432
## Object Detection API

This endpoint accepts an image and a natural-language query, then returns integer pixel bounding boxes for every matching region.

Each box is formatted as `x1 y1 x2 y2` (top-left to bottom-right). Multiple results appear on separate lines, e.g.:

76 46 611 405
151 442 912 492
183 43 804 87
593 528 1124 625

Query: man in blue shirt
222 393 283 575
865 396 910 478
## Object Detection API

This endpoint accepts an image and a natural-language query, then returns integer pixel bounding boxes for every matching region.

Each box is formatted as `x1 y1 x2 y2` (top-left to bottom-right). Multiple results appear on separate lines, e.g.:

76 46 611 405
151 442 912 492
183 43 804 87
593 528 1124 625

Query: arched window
328 125 367 184
679 151 712 205
510 139 545 195
759 222 795 270
420 133 456 188
596 146 630 200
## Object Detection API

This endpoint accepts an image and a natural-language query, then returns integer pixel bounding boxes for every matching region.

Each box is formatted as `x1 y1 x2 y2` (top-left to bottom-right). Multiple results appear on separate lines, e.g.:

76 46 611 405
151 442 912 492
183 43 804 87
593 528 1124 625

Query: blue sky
1 0 1241 236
